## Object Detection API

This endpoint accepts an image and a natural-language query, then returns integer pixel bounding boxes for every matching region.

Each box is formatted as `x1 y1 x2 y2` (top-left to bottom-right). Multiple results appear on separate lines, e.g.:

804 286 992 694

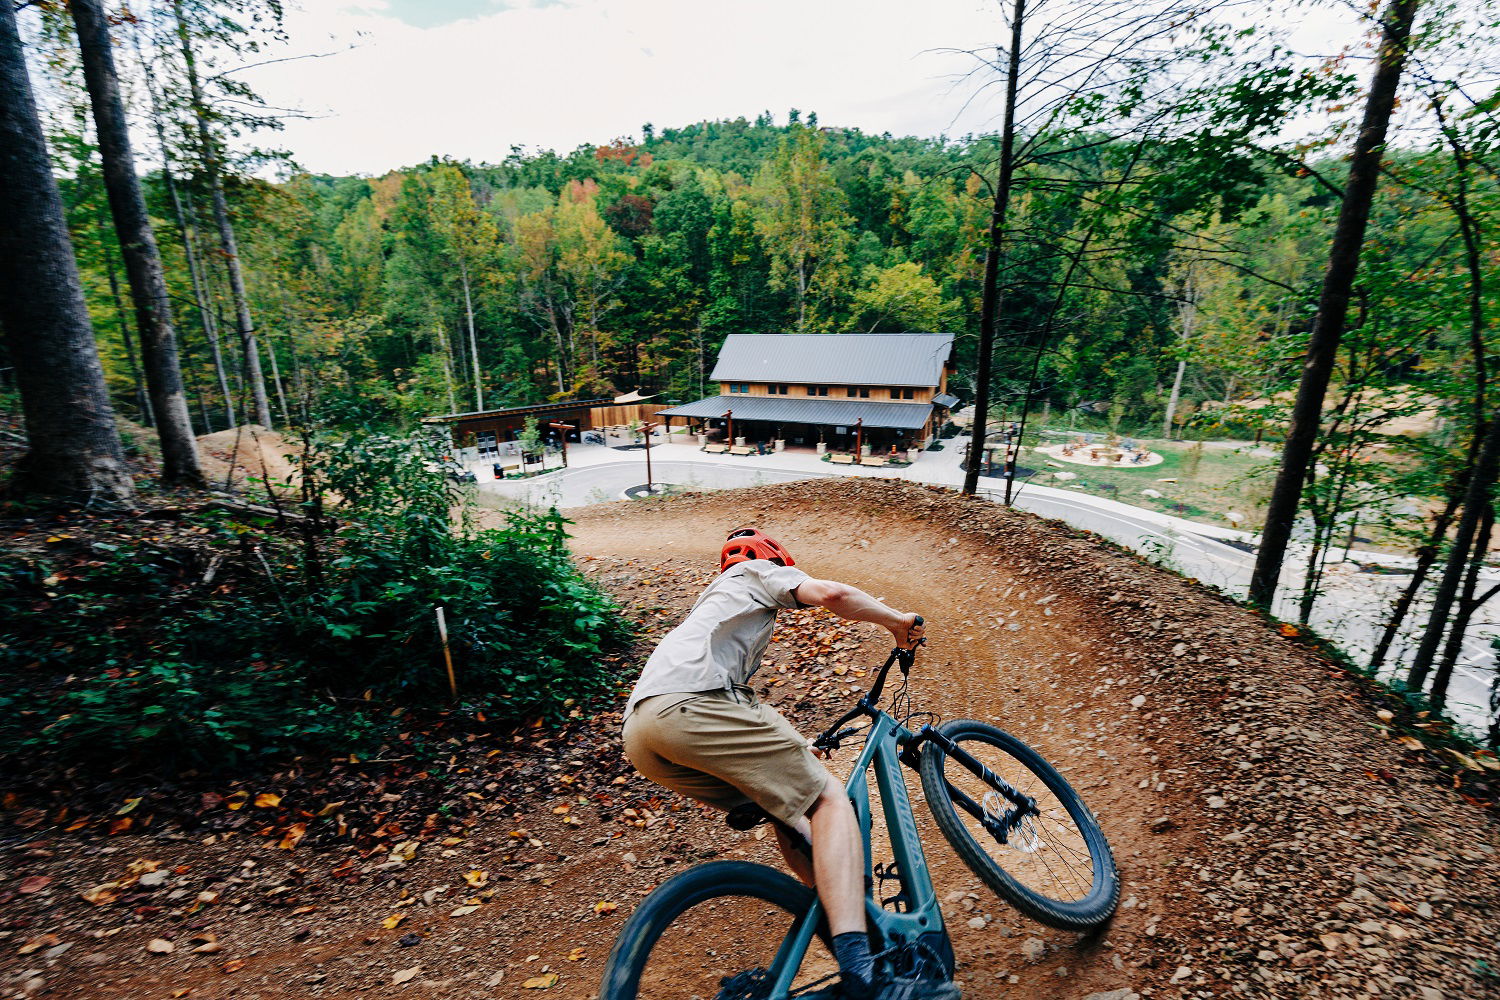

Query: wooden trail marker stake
435 606 458 701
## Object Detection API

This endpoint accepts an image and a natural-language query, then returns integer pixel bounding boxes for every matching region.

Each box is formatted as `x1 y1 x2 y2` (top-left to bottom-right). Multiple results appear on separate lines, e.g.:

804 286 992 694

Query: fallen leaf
449 904 479 917
254 793 282 809
222 959 246 974
463 870 489 888
393 965 421 985
146 938 175 954
593 901 618 915
116 797 143 816
278 822 308 850
1376 709 1394 722
18 875 51 894
224 791 250 811
17 933 62 955
382 913 406 930
193 941 223 954
291 905 317 915
171 990 192 998
522 973 559 989
566 947 585 961
1278 624 1299 637
81 882 122 906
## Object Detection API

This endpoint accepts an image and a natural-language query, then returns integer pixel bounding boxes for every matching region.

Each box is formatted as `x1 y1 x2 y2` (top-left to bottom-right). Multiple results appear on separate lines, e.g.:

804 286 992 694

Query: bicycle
600 621 1120 999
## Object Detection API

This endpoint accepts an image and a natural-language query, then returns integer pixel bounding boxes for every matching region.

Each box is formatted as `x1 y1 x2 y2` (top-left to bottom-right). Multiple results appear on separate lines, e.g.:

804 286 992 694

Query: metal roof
933 392 960 409
710 333 954 387
420 398 614 424
657 395 933 431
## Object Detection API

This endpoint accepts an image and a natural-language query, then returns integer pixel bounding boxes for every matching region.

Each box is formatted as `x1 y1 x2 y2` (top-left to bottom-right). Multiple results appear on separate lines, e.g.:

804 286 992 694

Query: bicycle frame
755 641 1042 999
760 707 945 1000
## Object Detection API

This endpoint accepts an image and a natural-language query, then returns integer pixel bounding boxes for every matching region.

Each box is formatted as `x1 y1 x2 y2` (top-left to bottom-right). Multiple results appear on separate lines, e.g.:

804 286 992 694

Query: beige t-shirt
623 560 810 718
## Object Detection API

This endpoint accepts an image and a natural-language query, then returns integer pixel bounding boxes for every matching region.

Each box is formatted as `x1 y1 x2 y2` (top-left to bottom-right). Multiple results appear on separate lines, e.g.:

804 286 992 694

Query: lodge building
422 332 958 461
658 332 958 454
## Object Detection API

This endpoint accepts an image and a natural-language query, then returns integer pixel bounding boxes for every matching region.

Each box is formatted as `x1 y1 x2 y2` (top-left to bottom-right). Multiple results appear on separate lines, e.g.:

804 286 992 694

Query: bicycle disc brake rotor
983 790 1043 853
716 967 772 1000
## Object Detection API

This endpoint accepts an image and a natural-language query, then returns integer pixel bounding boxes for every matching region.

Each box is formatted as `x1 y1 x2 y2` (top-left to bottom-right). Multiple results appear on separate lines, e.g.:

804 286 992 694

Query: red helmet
720 527 795 572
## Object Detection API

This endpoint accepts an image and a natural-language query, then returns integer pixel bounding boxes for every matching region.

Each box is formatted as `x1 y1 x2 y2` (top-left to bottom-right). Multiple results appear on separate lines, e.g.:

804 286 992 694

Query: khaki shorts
622 686 829 827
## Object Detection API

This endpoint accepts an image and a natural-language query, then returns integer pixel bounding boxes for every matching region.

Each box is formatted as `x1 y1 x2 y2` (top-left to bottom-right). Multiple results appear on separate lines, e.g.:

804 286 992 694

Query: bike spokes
632 892 837 999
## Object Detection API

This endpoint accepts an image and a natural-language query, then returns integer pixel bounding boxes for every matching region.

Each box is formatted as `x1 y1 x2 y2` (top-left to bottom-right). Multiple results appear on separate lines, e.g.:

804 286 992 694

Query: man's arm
792 578 924 649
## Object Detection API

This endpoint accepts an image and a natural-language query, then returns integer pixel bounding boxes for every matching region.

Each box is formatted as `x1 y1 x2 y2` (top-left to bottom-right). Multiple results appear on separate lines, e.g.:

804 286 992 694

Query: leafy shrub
0 430 631 770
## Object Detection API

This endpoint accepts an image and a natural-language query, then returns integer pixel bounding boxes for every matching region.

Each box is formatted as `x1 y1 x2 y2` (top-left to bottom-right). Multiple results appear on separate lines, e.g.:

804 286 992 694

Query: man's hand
890 613 924 650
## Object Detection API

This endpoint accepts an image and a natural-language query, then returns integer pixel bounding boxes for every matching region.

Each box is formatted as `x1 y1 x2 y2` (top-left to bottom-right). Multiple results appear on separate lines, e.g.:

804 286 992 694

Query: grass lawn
1024 435 1276 530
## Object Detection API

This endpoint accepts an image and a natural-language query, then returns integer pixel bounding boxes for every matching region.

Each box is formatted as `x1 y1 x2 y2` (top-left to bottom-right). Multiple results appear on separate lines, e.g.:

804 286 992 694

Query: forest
2 0 1499 754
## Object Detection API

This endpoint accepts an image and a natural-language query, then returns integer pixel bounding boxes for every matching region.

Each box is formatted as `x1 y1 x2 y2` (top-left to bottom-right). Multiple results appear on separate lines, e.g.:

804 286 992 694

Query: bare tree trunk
1163 272 1196 439
963 0 1026 497
101 226 152 426
266 337 290 426
0 3 133 503
461 264 483 411
1368 470 1467 674
1408 408 1500 692
134 17 233 430
1248 0 1421 606
1429 507 1495 712
172 0 271 429
74 0 204 486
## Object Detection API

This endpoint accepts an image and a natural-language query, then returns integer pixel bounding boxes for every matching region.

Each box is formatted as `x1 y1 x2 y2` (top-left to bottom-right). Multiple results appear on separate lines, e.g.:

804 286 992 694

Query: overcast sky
240 0 1074 176
238 0 1370 178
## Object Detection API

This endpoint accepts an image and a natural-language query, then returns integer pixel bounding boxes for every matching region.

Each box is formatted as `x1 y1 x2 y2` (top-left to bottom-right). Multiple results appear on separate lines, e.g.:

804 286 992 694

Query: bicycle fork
901 726 1040 847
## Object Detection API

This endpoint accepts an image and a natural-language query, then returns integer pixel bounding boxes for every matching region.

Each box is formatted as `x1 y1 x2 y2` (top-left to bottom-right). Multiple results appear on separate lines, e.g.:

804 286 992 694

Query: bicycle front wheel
919 719 1119 930
599 860 838 1000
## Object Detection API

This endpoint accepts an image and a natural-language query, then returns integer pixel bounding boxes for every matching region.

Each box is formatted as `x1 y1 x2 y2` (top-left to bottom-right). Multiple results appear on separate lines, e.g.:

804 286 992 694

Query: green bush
0 430 631 769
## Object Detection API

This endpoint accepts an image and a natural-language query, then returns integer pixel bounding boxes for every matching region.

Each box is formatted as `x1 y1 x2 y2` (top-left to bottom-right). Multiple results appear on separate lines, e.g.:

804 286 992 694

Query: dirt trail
5 479 1497 1000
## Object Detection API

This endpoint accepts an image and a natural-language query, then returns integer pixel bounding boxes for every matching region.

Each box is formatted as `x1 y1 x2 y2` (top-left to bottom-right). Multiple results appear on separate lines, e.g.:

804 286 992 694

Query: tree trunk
461 264 483 411
1407 407 1500 693
0 3 133 503
172 0 271 429
962 0 1026 497
1368 468 1468 675
1247 0 1422 606
74 0 204 487
1163 268 1197 439
135 13 234 431
101 227 152 426
1429 507 1495 712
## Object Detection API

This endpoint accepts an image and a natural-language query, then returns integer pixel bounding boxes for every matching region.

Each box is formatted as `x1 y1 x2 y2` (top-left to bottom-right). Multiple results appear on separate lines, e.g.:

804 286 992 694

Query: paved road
480 457 1497 737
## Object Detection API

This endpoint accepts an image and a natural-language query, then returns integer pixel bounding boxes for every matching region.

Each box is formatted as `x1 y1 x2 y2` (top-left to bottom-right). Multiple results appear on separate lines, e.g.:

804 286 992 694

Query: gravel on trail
3 477 1496 1000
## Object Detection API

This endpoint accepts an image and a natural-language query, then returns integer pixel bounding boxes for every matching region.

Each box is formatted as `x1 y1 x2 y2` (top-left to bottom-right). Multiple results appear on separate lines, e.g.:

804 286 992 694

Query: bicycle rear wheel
600 861 838 1000
919 719 1118 930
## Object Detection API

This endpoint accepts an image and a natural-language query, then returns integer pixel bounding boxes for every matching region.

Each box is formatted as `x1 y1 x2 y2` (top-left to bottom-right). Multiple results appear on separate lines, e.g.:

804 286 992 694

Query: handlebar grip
913 614 924 627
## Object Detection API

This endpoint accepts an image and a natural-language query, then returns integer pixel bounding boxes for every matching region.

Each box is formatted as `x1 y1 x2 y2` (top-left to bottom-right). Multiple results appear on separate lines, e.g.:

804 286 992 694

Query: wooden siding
719 382 938 404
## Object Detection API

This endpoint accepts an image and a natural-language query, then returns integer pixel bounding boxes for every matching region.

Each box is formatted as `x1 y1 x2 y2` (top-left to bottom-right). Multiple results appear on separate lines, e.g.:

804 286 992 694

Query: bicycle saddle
724 801 772 831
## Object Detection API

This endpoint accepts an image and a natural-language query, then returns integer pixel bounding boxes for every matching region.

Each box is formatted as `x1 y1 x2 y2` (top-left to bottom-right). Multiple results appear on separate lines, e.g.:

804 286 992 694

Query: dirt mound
3 478 1495 1000
197 425 300 493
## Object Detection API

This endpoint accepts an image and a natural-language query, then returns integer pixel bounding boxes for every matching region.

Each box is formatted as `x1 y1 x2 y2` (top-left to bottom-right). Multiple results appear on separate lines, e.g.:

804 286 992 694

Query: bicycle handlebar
813 614 924 753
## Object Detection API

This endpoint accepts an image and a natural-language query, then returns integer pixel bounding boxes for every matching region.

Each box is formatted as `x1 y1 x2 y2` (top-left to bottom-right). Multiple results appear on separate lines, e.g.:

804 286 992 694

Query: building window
767 384 790 395
729 383 751 394
846 386 870 398
889 386 915 400
476 430 498 456
806 385 829 397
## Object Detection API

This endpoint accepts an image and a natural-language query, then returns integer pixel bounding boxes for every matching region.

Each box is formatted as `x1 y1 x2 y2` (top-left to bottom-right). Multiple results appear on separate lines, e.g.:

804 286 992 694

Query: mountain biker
621 528 938 1000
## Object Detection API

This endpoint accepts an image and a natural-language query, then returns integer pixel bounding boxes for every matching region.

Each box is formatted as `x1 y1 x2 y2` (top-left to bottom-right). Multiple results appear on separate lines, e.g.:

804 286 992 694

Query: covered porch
656 395 936 462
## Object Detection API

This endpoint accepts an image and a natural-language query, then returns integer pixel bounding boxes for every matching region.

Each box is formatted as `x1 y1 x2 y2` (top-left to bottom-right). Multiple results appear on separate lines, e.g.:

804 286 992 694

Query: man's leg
772 819 815 886
806 773 865 936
